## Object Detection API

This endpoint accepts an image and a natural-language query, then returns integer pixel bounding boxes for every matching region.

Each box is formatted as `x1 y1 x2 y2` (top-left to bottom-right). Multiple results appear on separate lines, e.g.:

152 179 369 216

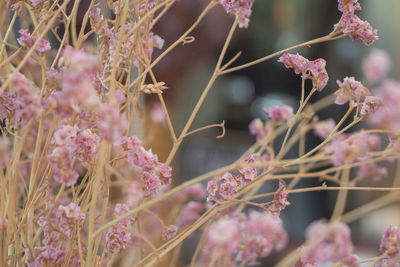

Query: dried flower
335 77 370 104
362 49 391 85
264 105 294 123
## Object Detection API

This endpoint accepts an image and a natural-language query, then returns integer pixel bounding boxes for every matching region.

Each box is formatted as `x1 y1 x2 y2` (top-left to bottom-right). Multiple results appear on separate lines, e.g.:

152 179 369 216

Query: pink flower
52 125 79 146
249 118 271 141
105 204 134 252
163 225 178 240
357 162 387 182
369 80 400 130
308 58 329 91
237 210 287 264
206 217 241 256
278 53 310 75
362 49 391 85
269 181 290 213
314 119 336 139
296 221 354 265
150 103 165 124
334 14 378 46
380 226 400 258
97 104 128 142
58 203 85 221
219 0 255 28
264 105 294 123
25 246 67 267
338 0 361 14
17 29 51 53
335 77 370 104
359 95 383 117
278 53 329 91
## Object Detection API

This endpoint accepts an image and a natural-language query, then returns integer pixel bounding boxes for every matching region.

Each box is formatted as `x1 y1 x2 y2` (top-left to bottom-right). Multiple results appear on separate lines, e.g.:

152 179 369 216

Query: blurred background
147 0 400 265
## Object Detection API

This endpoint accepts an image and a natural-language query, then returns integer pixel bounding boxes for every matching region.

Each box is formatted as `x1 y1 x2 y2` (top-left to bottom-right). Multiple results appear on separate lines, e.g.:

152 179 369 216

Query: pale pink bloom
97 104 128 142
150 103 165 124
357 162 387 182
270 181 290 212
338 0 361 14
249 118 271 140
219 0 255 28
278 53 329 91
52 125 79 146
239 166 257 183
63 47 99 76
206 217 240 256
296 221 354 265
163 225 178 240
380 226 400 258
342 255 361 267
308 58 329 91
335 77 370 104
264 105 294 123
314 119 336 139
143 171 160 191
105 204 134 252
49 147 79 186
278 53 310 75
334 14 378 46
369 80 400 130
12 74 42 124
237 210 287 264
36 39 51 53
25 246 67 267
149 33 164 50
58 203 85 221
75 129 100 163
359 95 383 117
362 49 391 85
206 178 219 202
17 29 51 53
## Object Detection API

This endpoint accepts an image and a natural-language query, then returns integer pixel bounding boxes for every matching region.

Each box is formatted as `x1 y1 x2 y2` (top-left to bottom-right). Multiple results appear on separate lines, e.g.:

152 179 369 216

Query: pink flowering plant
0 0 399 266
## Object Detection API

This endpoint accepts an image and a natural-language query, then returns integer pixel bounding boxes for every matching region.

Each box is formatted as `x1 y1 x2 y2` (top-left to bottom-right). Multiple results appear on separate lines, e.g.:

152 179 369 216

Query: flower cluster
219 0 255 28
314 119 336 139
264 181 290 214
329 133 385 178
295 221 359 266
362 49 391 85
28 203 85 266
264 104 294 124
278 53 329 91
49 125 100 186
249 118 271 140
335 77 382 118
17 29 51 54
207 154 262 202
334 0 378 46
204 210 287 265
105 204 135 252
378 226 400 265
121 136 172 196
